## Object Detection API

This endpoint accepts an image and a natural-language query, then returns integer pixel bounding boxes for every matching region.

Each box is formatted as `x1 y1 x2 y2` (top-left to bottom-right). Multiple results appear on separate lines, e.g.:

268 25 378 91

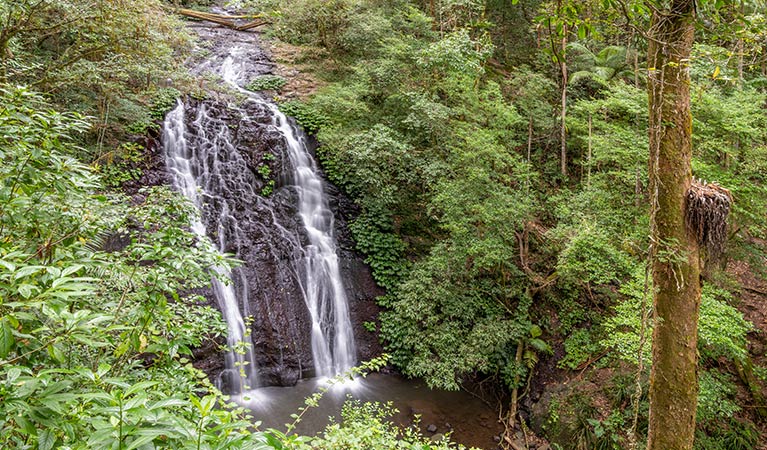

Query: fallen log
177 8 237 28
236 19 269 31
175 8 270 31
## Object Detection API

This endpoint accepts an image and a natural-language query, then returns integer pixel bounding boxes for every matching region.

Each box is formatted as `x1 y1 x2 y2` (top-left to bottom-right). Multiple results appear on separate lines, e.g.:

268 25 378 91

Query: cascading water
162 41 355 386
163 103 259 393
219 45 356 378
269 107 356 378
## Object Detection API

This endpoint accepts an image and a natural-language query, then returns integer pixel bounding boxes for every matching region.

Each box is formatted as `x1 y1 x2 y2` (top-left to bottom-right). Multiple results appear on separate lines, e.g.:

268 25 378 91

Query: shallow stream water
236 373 503 449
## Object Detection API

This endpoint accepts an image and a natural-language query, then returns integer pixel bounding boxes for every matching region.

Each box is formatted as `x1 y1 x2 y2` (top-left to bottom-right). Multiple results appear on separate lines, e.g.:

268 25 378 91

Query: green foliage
298 400 472 449
248 0 766 443
0 0 193 154
544 390 626 450
257 164 272 178
694 419 759 450
149 88 182 121
556 225 634 286
95 143 145 188
601 270 751 366
698 286 752 362
278 100 329 134
349 214 409 291
691 84 767 242
268 0 401 57
0 85 271 449
247 75 288 92
261 180 275 197
256 163 274 196
558 328 599 370
697 369 741 425
567 42 635 87
417 29 492 78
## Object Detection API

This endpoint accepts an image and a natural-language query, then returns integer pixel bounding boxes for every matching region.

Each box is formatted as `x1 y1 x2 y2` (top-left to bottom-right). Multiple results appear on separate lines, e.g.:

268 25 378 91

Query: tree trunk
527 113 533 163
560 23 568 177
587 112 592 188
646 2 701 450
736 38 744 86
507 340 525 430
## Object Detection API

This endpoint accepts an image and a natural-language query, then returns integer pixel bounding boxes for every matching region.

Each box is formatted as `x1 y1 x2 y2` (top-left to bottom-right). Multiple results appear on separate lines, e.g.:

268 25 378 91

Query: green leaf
61 264 84 277
125 432 164 450
17 284 35 299
0 258 16 272
38 429 55 450
47 343 65 363
13 265 44 280
149 398 188 410
125 380 158 396
0 317 14 358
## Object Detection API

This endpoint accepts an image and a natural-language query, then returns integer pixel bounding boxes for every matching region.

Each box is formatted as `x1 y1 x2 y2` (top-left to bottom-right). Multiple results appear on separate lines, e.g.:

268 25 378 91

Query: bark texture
646 2 701 449
560 23 568 177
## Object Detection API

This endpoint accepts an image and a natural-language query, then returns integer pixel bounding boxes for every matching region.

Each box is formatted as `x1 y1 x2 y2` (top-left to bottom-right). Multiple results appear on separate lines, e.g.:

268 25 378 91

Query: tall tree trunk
736 38 744 86
646 2 701 450
587 112 592 188
560 24 568 177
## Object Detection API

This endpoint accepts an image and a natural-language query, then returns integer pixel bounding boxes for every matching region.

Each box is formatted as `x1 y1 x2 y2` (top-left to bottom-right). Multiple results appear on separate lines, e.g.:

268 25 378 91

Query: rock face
138 25 383 387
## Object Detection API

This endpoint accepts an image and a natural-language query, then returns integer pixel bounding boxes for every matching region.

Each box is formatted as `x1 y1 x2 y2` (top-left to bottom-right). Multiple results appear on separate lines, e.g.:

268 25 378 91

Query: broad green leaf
13 265 44 280
149 398 188 410
0 318 14 358
37 429 54 450
17 284 35 299
125 380 158 396
126 432 164 450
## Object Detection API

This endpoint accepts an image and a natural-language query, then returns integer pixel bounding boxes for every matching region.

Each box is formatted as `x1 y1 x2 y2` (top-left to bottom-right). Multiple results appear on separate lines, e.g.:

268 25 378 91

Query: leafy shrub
95 142 145 187
295 400 468 449
270 0 395 57
149 87 182 120
697 369 741 425
698 286 753 362
349 213 409 290
695 419 759 450
0 85 268 449
556 225 634 286
247 75 288 92
558 328 600 370
601 270 752 366
278 100 329 134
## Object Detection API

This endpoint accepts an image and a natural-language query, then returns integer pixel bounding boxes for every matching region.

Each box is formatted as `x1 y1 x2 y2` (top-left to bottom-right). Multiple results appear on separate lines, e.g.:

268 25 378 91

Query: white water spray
219 46 356 377
163 103 259 393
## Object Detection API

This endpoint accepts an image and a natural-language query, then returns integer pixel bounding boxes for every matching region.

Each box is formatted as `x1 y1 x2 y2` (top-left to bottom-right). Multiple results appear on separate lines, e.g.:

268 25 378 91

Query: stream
160 12 502 449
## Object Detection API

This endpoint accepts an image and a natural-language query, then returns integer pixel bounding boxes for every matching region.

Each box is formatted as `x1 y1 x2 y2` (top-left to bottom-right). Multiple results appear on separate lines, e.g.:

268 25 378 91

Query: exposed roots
685 179 732 262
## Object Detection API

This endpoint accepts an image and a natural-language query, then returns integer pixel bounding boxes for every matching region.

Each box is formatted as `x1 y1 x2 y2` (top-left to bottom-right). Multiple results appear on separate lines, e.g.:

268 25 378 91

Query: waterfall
162 102 259 393
162 42 356 387
268 106 356 378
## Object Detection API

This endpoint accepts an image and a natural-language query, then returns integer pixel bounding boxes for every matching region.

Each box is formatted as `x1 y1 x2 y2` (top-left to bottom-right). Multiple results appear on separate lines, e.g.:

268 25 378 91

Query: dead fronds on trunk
685 179 733 261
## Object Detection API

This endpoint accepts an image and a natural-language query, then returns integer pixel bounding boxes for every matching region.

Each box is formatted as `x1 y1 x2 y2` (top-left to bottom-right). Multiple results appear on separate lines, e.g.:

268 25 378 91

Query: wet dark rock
100 232 131 253
125 136 171 197
191 333 225 380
